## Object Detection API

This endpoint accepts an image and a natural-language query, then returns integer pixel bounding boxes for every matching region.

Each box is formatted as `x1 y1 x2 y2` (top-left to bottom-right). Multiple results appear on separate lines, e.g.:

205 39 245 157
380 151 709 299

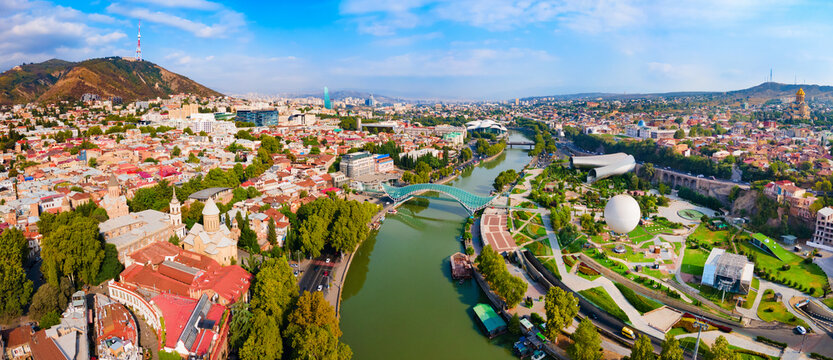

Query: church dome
797 88 805 96
637 120 645 127
202 198 220 216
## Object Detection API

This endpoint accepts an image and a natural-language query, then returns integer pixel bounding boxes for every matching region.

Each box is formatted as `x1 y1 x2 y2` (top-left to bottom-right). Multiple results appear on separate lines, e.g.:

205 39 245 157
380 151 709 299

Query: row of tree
286 196 379 257
233 257 351 360
476 245 528 308
475 138 506 157
0 229 33 321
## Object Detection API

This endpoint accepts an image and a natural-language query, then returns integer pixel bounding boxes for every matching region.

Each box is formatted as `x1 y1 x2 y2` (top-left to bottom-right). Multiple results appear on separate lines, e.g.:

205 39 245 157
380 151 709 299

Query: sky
1 0 833 100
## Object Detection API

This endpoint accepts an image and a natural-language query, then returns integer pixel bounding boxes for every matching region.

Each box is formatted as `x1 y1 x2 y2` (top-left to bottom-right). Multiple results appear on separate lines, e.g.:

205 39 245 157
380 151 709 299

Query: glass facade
235 109 279 126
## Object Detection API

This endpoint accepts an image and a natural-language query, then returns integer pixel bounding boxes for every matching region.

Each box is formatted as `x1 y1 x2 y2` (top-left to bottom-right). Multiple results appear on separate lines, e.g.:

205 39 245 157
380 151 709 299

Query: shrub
755 336 787 349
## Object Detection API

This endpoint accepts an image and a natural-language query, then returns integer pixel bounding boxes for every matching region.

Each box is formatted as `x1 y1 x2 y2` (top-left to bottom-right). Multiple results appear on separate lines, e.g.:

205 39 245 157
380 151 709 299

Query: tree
284 291 352 360
673 129 686 139
508 313 521 336
87 126 103 136
172 146 181 156
708 335 738 360
568 318 601 360
239 310 283 360
249 257 298 319
630 334 656 360
544 286 579 341
0 228 33 318
29 280 70 322
659 332 684 360
41 217 105 287
88 157 97 168
267 217 278 245
187 153 200 164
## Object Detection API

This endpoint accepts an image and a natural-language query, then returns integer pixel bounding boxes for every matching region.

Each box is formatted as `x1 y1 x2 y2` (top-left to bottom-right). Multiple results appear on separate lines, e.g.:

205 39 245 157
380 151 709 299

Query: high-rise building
324 86 332 109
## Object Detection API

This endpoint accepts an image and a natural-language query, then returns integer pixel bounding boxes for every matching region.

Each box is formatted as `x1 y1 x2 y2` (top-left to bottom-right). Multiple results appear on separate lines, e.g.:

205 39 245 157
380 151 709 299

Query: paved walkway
758 281 824 333
542 205 664 338
676 331 784 358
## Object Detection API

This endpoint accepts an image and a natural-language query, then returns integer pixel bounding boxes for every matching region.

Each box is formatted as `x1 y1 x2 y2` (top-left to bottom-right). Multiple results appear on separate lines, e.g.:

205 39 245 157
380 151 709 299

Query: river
340 131 532 359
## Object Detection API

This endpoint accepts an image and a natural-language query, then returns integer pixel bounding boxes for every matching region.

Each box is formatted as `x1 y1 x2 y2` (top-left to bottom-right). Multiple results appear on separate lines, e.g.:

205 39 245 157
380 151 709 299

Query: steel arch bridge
381 183 497 214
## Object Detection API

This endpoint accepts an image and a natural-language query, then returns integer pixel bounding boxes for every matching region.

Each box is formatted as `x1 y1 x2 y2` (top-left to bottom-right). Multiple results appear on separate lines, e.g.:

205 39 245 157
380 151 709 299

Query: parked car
317 285 323 292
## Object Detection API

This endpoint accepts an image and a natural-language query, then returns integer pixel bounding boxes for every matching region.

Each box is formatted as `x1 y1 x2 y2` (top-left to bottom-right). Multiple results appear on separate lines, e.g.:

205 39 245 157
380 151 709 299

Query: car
293 270 299 277
621 327 636 340
317 285 323 292
796 325 807 335
326 257 331 263
323 270 329 276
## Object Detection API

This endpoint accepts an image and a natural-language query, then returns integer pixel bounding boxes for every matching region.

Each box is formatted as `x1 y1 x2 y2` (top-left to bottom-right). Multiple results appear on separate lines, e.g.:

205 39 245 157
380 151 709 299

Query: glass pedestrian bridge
381 183 497 214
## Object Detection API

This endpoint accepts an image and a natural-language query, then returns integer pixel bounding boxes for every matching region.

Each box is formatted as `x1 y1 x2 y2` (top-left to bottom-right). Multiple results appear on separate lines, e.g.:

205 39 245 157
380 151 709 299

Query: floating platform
450 252 473 279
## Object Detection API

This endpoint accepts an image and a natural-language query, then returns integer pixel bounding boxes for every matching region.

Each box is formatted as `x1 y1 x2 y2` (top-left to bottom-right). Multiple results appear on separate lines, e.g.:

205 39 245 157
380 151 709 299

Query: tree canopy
288 197 378 257
476 245 528 308
0 228 33 319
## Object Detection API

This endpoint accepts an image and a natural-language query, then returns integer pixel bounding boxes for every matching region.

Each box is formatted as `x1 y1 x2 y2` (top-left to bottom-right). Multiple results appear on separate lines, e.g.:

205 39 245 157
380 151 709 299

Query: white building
810 207 833 252
701 248 754 294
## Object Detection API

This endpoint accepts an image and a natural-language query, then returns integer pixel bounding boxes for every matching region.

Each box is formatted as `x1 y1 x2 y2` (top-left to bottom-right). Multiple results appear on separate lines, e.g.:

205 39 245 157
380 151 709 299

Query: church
786 88 810 120
180 198 238 266
100 174 129 219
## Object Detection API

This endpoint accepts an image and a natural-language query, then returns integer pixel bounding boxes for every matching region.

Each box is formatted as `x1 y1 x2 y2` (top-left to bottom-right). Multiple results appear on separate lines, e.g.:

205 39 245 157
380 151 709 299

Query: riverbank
339 131 532 360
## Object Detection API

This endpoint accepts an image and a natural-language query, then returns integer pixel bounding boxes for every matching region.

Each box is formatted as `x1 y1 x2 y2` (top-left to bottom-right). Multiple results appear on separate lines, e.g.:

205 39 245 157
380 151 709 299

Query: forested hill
0 57 221 105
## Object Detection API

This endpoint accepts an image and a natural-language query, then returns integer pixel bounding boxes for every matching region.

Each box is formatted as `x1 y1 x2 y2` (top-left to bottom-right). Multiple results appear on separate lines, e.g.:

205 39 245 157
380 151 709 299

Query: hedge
755 336 786 349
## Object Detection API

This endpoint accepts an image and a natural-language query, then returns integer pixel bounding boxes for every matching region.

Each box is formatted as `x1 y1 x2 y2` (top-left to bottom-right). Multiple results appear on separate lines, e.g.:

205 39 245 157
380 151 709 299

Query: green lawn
628 226 654 243
512 217 524 230
579 286 630 323
614 283 663 314
739 240 827 297
688 224 731 246
522 223 547 239
681 247 710 276
641 268 673 280
513 233 531 246
591 235 604 243
741 289 758 310
603 244 652 263
543 258 560 278
824 297 833 311
513 211 531 221
644 223 673 235
524 240 553 257
577 271 601 281
531 214 544 225
757 289 810 328
689 283 739 311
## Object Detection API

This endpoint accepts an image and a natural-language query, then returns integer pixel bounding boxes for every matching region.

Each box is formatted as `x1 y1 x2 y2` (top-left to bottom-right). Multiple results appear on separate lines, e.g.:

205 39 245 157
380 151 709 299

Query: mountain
0 57 221 105
526 82 833 103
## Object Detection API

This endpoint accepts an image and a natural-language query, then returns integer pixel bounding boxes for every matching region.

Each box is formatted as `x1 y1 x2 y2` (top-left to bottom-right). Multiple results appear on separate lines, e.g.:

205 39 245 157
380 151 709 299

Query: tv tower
136 21 142 61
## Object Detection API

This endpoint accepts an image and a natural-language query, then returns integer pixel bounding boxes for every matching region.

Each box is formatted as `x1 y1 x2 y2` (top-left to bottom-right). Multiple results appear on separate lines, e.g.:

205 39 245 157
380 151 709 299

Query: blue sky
1 0 832 99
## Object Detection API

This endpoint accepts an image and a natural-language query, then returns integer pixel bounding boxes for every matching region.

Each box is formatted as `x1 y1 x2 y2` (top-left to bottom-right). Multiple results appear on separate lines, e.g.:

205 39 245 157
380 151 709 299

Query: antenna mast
136 21 142 61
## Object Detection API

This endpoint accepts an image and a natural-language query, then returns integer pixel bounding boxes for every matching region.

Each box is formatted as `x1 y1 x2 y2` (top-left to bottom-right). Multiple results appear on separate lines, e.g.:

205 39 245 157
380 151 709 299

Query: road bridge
506 141 535 149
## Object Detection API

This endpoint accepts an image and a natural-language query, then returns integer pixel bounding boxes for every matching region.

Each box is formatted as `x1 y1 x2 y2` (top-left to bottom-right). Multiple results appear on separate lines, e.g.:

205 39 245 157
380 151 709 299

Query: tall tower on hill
136 21 142 61
324 86 332 109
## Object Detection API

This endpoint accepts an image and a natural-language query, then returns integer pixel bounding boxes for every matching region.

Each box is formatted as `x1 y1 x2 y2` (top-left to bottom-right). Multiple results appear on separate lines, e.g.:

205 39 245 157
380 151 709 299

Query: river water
340 131 532 360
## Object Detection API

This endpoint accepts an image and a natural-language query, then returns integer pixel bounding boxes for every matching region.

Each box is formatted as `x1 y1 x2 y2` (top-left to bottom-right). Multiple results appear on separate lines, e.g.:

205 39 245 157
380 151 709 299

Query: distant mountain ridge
0 57 221 105
525 82 833 102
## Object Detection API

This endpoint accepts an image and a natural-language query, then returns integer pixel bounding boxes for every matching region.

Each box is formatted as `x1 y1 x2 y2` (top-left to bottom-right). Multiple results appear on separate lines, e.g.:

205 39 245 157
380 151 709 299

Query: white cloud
330 47 556 77
126 0 223 11
106 3 245 38
340 0 791 35
0 3 127 69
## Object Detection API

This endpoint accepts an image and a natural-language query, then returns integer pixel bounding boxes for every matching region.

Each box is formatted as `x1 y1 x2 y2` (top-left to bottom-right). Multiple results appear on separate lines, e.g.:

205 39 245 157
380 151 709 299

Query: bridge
381 183 497 214
506 141 535 149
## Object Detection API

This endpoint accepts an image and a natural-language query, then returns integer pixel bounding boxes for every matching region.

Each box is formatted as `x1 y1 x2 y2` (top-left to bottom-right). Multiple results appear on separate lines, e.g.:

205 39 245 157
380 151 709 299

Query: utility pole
692 318 707 360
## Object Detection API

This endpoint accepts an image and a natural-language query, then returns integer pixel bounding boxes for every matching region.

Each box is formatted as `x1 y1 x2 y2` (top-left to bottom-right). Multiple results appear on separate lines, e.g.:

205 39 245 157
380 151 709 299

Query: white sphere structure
603 194 641 234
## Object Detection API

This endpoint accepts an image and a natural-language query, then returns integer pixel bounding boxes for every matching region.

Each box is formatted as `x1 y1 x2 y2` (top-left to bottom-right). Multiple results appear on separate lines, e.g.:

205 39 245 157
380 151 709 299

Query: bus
621 327 635 340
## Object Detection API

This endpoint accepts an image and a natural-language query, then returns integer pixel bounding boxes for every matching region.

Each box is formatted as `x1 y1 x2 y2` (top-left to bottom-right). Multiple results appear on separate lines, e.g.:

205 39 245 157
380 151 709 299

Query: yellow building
786 88 810 120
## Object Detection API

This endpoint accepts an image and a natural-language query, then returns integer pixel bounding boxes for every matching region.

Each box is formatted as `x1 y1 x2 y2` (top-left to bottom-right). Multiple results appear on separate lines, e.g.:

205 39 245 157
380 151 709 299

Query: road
298 256 336 294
